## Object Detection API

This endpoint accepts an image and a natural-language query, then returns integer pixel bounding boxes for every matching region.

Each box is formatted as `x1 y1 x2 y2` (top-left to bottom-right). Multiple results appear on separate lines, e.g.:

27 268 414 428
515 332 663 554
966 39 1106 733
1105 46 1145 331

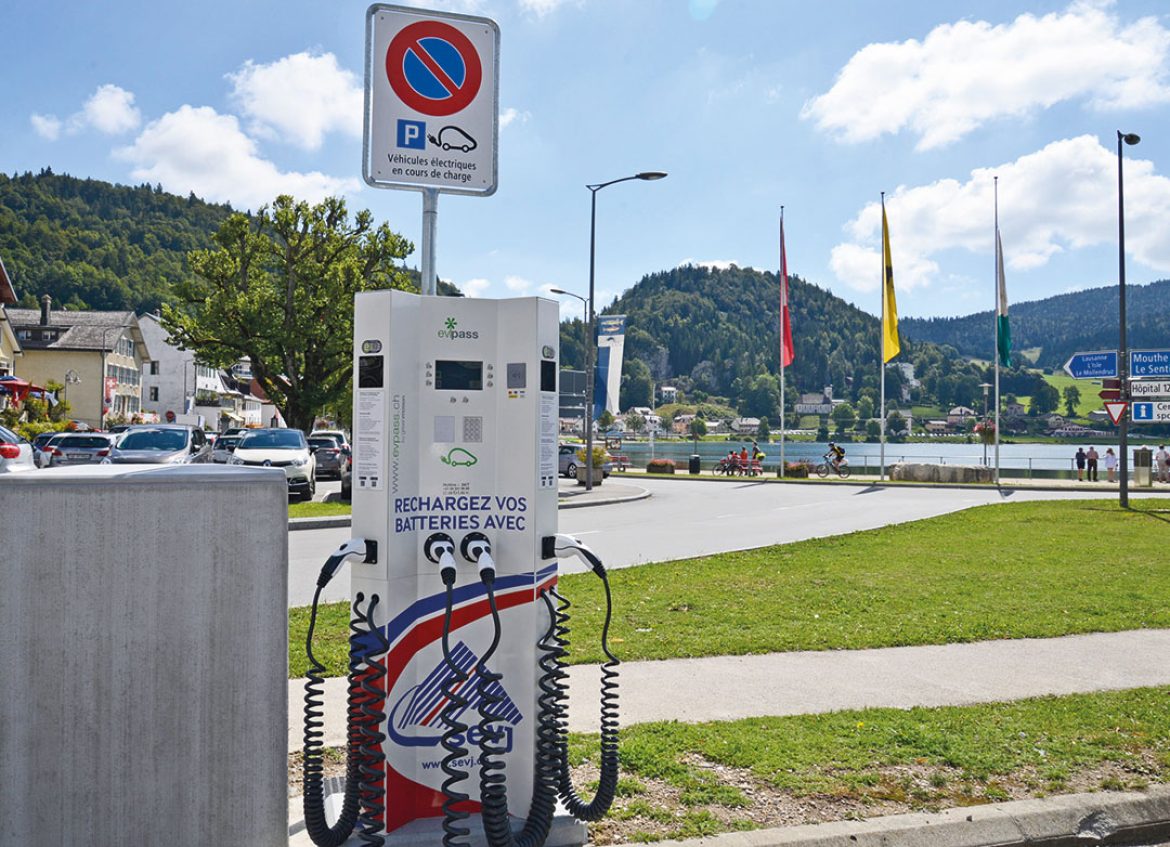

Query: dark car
308 435 346 480
107 425 212 464
46 433 117 467
210 434 242 464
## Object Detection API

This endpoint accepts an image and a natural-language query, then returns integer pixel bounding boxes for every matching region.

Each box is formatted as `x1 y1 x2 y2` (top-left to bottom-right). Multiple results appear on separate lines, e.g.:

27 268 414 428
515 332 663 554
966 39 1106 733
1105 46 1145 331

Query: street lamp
1117 131 1139 508
579 171 667 491
980 382 992 466
63 368 80 411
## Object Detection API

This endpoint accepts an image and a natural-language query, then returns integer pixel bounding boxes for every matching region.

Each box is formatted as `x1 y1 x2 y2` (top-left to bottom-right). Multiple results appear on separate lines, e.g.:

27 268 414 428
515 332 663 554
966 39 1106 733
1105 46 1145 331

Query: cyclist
827 441 846 471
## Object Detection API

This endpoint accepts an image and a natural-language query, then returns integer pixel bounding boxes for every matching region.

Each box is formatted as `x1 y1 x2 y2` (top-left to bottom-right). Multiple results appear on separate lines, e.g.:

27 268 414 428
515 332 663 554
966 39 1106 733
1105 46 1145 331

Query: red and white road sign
1104 401 1128 425
365 5 499 195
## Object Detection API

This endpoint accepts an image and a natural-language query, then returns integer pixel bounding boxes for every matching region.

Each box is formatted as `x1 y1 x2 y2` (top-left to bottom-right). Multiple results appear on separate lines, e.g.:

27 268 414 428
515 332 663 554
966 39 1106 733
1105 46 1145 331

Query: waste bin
689 454 701 475
1134 447 1153 487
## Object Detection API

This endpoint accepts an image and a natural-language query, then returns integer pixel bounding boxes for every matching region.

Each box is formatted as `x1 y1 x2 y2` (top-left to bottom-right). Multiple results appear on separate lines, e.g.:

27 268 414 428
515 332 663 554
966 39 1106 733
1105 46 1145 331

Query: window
150 361 159 375
149 387 159 402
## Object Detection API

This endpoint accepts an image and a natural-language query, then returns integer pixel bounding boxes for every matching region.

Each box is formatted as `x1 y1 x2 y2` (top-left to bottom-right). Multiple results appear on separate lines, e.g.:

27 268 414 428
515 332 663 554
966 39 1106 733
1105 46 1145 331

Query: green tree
1030 382 1061 416
598 409 615 431
625 412 646 433
161 196 413 432
1063 385 1081 417
887 410 908 440
831 402 856 436
689 417 707 439
756 417 770 440
620 358 654 409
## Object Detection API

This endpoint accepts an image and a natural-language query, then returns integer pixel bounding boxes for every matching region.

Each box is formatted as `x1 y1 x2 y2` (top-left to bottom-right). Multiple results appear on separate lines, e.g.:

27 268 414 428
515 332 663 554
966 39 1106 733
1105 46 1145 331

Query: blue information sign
1064 350 1118 380
1129 350 1170 379
1131 401 1170 423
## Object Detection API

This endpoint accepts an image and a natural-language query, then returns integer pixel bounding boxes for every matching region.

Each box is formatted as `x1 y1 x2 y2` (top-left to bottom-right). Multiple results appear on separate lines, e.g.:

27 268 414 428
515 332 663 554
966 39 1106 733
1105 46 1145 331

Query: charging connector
460 531 496 584
424 533 458 585
551 533 606 577
317 538 377 588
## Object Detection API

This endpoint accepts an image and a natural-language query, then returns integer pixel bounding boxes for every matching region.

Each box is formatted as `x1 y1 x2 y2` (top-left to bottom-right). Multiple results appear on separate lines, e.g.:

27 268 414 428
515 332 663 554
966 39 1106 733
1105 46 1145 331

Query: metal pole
1117 131 1130 508
420 188 439 296
585 186 598 492
994 176 1001 485
879 193 886 482
779 205 786 479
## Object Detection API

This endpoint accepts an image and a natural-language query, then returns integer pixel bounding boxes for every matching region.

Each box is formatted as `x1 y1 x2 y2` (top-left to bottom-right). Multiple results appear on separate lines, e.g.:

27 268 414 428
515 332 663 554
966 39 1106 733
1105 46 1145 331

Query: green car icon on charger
442 448 478 467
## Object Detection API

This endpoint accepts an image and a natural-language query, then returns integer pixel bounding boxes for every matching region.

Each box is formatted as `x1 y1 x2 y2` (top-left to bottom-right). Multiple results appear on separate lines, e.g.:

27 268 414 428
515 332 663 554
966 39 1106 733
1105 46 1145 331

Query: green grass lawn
578 685 1170 843
288 500 352 518
289 499 1170 677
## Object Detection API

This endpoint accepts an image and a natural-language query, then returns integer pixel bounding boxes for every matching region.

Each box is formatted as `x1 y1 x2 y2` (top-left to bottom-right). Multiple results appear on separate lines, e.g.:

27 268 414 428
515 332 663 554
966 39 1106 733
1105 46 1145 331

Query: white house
626 406 662 433
139 313 223 424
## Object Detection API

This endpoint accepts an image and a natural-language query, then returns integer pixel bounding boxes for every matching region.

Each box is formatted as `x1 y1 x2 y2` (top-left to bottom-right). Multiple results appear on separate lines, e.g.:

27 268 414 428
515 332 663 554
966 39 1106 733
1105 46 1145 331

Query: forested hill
0 170 235 313
0 171 457 313
902 279 1170 369
558 263 918 408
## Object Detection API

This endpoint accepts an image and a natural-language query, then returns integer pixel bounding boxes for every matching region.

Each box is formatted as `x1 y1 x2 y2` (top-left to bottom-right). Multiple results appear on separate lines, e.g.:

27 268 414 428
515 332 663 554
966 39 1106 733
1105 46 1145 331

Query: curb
634 787 1170 847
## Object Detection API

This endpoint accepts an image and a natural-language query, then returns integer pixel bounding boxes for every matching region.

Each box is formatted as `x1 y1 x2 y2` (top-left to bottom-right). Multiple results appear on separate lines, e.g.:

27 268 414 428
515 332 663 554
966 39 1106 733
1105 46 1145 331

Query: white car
229 428 316 500
0 424 36 474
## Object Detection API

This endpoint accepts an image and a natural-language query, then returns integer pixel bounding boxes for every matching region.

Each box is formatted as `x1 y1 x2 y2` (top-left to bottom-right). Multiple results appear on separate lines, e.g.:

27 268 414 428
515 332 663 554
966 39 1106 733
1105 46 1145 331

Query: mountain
0 170 457 313
558 263 967 420
902 280 1170 369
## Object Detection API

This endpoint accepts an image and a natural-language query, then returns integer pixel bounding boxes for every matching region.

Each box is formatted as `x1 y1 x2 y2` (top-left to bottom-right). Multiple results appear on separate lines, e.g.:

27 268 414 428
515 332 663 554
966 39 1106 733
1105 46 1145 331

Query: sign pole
421 188 439 296
1117 131 1131 508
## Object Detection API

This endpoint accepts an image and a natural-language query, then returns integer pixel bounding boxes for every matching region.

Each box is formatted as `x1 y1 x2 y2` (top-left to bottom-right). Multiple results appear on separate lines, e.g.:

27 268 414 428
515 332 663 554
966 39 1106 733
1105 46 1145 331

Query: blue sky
4 0 1170 320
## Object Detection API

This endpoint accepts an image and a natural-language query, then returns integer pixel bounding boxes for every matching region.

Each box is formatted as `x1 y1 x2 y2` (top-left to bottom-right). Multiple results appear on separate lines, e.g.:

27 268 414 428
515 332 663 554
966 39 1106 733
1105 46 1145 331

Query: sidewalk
286 628 1170 752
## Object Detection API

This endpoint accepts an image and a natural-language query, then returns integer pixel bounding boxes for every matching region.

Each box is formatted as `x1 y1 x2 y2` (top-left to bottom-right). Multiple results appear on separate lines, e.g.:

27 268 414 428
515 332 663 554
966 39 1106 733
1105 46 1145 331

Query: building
658 385 678 404
731 417 761 434
625 406 661 433
9 296 150 429
1005 401 1027 417
946 406 977 426
139 312 224 425
0 258 21 381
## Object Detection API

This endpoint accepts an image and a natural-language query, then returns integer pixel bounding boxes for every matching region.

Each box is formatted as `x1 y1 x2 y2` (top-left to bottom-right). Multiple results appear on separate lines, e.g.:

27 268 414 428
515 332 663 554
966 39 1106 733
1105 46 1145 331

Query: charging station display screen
435 360 483 391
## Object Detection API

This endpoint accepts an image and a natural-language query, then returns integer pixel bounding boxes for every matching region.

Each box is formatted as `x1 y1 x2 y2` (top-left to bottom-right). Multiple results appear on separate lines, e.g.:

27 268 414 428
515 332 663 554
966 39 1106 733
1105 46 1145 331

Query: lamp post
63 369 80 411
980 382 992 466
1117 131 1140 509
577 171 667 491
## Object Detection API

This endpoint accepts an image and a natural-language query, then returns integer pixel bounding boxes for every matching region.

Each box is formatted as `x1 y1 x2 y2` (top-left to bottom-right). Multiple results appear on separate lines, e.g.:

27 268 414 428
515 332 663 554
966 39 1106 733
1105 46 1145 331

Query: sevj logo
388 641 522 751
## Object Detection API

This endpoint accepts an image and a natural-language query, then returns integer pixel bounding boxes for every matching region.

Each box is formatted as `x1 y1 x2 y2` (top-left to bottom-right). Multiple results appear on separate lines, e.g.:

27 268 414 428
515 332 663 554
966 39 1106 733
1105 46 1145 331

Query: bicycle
816 453 851 479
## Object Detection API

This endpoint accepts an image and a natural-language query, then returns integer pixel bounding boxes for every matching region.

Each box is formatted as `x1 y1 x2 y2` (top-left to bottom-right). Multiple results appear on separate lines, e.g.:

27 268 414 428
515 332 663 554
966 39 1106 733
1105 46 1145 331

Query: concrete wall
0 464 289 846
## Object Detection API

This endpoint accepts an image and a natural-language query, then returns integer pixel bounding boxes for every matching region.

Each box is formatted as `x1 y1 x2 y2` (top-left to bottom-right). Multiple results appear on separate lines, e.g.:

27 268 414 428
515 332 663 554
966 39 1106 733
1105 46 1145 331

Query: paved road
286 477 1165 605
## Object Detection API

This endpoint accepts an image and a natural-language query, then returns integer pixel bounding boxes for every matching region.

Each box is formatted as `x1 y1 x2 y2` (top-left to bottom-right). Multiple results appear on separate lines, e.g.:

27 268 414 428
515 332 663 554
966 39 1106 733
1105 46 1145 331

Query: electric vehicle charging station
301 290 621 847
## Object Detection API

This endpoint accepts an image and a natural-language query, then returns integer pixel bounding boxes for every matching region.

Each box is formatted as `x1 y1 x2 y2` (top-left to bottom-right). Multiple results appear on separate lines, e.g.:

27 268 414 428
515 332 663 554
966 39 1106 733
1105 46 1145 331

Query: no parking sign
365 4 499 195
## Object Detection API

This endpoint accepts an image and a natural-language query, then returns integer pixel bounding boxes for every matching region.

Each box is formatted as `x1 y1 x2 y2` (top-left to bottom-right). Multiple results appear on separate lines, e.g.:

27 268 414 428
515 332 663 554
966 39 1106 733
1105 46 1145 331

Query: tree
689 418 707 439
598 409 615 432
161 196 413 432
1063 385 1081 417
757 417 770 440
831 402 856 436
620 358 654 409
887 410 908 440
1030 382 1061 416
625 411 646 433
855 396 874 432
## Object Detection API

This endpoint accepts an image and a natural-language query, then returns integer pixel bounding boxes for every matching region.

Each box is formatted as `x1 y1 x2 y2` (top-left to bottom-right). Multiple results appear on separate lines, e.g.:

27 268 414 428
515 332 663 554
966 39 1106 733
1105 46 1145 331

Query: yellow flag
881 202 900 362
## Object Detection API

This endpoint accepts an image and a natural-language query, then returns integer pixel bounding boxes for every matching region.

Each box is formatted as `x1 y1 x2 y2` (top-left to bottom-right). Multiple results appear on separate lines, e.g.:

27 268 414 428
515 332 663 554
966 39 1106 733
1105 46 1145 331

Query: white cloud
116 105 357 208
803 1 1170 150
30 113 62 141
82 84 141 135
462 278 491 297
504 275 532 292
830 134 1170 294
500 108 530 130
227 52 362 151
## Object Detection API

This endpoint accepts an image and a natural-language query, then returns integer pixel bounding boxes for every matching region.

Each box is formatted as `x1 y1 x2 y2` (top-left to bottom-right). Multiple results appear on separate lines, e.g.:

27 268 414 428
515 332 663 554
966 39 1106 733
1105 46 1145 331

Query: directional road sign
1064 350 1118 380
1129 380 1170 398
1131 401 1170 423
1129 350 1170 379
365 4 499 195
1104 401 1128 425
1099 378 1121 401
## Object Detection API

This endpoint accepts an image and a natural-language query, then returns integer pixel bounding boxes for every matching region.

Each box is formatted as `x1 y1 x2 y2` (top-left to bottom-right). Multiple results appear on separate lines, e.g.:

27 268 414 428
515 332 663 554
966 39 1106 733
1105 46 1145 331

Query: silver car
0 424 35 474
46 433 117 467
107 425 212 464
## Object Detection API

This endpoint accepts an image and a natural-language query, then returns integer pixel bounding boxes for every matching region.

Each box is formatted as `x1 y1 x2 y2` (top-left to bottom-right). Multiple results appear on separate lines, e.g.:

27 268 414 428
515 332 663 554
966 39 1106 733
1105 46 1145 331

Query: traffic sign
365 4 499 195
1099 378 1121 401
1104 402 1128 425
1064 350 1118 380
1129 350 1170 379
1129 379 1170 398
1132 401 1170 423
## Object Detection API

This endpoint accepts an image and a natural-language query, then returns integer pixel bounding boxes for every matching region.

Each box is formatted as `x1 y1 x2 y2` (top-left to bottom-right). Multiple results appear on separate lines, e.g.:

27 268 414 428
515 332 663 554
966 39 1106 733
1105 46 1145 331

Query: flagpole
880 192 886 482
994 177 1001 486
779 206 786 479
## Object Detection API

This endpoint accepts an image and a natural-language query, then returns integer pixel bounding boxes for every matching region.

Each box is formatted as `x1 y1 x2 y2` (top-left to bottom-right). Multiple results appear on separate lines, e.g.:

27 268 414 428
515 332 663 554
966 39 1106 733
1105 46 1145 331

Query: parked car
107 425 212 464
557 443 613 478
0 424 36 474
107 424 133 434
230 428 316 500
32 431 65 468
309 429 350 452
45 433 117 467
210 434 242 464
308 435 347 480
340 449 352 502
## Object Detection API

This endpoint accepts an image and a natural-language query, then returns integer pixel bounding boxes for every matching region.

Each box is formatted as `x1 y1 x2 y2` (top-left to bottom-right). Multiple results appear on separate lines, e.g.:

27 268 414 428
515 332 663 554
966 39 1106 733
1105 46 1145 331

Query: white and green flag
996 228 1012 368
